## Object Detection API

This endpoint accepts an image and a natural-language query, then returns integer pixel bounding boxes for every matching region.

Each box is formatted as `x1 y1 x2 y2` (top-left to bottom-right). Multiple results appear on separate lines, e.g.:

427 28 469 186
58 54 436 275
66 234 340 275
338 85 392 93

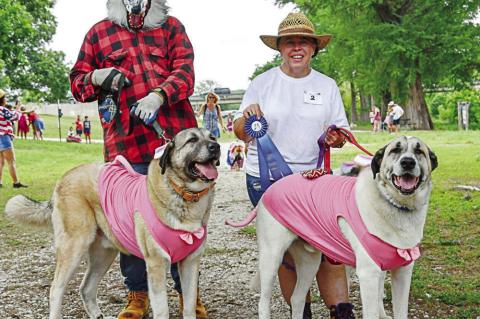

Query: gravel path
0 146 437 318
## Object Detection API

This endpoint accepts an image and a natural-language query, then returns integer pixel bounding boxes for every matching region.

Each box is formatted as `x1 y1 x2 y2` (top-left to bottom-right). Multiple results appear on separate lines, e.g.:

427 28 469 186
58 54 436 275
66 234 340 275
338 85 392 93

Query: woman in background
199 92 226 138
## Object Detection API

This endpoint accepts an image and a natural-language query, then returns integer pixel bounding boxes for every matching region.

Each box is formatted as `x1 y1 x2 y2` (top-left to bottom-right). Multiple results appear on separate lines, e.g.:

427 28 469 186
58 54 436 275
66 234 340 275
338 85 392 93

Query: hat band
278 27 315 36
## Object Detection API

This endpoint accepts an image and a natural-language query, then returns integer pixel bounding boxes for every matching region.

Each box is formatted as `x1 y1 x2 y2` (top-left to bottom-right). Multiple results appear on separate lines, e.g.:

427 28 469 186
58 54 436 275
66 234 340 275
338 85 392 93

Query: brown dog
5 127 220 319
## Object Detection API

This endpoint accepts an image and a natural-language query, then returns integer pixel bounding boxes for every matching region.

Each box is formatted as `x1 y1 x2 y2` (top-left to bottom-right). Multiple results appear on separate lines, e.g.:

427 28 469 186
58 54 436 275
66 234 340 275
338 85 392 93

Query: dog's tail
4 195 53 229
225 207 258 228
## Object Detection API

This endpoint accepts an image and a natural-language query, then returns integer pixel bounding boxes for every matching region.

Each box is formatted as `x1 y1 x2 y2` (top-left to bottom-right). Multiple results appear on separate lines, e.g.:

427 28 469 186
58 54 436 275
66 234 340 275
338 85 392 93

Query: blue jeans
246 174 266 206
120 163 181 293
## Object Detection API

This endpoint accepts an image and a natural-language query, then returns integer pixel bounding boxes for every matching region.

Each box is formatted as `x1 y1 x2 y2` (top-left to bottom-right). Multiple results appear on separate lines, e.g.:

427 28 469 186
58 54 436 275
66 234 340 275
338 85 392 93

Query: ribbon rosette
397 246 421 261
244 116 292 191
179 227 205 245
245 116 268 139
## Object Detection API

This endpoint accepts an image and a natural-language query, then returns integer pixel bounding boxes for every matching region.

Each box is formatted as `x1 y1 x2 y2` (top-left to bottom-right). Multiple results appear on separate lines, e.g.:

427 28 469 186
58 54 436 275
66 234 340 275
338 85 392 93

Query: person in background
83 115 92 144
370 105 381 133
69 0 206 318
75 115 83 138
389 101 404 133
29 109 44 140
226 113 234 133
198 92 226 138
17 106 30 139
67 126 75 137
0 89 27 188
234 12 354 319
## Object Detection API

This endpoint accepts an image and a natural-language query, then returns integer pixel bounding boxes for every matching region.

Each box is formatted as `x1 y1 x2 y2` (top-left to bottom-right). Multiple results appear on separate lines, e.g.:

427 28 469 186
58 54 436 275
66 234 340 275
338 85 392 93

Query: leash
317 125 373 174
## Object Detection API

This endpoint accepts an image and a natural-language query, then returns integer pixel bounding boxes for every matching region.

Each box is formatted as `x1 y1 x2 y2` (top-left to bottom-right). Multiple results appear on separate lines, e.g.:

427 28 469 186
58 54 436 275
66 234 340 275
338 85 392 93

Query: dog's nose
208 142 220 153
400 157 416 170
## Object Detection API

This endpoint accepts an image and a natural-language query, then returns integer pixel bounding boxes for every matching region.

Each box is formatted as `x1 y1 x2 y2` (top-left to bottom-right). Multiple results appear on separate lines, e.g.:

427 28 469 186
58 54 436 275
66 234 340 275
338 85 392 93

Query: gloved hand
134 92 164 124
91 67 130 91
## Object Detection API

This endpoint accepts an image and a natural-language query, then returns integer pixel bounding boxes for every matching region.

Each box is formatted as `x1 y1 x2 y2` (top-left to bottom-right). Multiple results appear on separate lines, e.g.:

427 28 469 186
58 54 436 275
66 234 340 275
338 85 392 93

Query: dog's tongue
195 162 218 180
395 175 418 190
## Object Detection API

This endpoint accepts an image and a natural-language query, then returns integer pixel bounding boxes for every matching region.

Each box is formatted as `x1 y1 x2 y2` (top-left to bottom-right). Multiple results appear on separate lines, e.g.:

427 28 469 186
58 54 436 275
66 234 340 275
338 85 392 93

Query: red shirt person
68 1 201 318
70 8 197 163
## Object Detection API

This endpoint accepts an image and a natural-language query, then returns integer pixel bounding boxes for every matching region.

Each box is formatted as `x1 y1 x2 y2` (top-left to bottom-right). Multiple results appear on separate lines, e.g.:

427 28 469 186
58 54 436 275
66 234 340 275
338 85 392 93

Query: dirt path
0 151 432 318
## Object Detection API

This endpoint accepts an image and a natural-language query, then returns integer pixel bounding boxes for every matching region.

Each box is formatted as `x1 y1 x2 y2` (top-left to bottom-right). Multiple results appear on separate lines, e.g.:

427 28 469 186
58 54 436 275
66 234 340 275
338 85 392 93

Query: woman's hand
243 103 263 119
326 129 346 148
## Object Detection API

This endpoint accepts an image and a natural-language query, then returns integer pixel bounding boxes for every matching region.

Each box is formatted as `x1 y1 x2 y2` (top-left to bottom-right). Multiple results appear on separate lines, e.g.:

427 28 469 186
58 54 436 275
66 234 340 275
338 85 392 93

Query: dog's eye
390 147 402 154
414 148 424 155
187 136 199 143
209 135 217 141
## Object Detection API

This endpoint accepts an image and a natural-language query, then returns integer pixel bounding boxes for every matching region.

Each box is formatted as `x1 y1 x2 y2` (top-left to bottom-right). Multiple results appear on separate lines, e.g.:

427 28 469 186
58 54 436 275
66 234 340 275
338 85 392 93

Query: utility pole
57 100 63 141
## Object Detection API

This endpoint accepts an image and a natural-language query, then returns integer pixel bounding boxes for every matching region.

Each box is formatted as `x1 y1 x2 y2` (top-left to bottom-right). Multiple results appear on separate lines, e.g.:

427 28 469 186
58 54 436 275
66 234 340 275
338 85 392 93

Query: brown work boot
118 291 149 319
179 291 208 319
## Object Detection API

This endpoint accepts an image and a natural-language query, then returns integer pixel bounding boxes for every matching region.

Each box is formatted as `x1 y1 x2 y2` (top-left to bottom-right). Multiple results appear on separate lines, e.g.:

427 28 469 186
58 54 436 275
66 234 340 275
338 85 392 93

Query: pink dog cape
262 173 420 270
98 156 206 263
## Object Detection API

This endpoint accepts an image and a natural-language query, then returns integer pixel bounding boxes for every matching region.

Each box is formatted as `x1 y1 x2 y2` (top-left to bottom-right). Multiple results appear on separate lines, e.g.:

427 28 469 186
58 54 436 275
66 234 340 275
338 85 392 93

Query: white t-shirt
392 105 404 120
234 67 349 177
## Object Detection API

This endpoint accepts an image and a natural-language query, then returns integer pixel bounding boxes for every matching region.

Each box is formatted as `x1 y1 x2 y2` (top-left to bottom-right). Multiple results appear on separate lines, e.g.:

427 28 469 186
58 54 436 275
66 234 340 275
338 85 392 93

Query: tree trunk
350 81 358 123
406 72 434 130
381 91 392 115
359 93 371 122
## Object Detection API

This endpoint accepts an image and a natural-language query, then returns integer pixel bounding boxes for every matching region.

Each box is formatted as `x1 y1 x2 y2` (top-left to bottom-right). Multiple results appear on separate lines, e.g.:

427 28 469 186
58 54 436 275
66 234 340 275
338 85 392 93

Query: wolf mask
107 0 169 30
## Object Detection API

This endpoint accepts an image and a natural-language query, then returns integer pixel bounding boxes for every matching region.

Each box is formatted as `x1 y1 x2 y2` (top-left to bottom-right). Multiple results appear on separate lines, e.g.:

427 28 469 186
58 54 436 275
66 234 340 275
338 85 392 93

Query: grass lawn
0 130 479 317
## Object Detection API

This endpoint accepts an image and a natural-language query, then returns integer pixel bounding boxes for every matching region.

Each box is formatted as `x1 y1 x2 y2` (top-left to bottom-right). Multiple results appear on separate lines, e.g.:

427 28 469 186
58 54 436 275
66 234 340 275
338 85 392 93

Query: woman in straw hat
0 89 28 188
234 12 354 319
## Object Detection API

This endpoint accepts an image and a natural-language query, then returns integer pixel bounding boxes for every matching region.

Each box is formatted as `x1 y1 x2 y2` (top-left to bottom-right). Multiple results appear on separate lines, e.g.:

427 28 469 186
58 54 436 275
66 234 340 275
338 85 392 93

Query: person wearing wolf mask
70 0 208 318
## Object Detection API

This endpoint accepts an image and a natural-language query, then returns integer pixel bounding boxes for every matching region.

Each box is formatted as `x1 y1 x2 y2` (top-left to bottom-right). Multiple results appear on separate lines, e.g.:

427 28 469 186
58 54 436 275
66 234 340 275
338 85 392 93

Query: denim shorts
0 134 13 151
246 174 266 206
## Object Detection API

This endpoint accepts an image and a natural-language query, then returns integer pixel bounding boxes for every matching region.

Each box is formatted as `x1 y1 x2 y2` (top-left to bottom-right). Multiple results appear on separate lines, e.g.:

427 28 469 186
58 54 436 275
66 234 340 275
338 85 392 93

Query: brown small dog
227 141 245 171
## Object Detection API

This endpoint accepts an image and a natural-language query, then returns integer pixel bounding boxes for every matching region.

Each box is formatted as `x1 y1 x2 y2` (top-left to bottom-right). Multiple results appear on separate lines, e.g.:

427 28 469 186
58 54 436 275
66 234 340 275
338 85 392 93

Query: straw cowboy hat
0 89 5 99
260 12 332 51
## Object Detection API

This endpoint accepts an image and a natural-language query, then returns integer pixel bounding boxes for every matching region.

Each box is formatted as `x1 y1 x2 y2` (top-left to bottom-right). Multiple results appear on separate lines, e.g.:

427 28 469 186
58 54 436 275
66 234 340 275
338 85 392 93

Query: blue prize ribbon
245 116 268 139
244 116 292 191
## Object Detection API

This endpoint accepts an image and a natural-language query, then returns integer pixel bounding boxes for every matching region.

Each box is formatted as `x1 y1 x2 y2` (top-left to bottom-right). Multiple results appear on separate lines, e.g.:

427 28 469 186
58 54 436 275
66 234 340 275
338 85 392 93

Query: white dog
227 136 437 319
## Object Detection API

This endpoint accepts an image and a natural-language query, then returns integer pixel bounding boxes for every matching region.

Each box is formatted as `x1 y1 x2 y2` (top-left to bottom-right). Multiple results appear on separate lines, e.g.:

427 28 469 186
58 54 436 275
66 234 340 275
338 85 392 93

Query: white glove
91 67 128 91
134 92 164 124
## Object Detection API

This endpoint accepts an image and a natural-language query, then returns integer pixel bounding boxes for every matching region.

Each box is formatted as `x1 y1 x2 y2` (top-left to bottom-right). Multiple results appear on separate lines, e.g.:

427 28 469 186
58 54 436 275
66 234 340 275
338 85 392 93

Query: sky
50 0 295 91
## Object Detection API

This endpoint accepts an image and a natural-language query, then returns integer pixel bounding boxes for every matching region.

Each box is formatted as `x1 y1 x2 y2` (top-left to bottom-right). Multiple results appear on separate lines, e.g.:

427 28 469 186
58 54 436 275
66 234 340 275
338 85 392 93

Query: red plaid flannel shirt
70 16 197 163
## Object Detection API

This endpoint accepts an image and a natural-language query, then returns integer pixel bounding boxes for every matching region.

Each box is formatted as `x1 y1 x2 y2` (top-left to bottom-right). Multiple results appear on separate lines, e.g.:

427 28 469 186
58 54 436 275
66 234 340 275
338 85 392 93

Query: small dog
227 136 437 319
5 128 220 319
227 141 245 171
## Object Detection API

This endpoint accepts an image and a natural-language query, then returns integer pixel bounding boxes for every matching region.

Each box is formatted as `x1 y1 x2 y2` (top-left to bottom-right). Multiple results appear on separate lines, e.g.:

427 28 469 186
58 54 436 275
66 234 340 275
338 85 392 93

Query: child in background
17 106 29 139
83 116 92 144
75 115 83 137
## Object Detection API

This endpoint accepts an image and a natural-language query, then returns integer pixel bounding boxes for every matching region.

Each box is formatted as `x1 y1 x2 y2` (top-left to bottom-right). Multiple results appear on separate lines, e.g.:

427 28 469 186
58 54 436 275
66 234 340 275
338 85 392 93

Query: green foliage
267 0 480 127
0 0 69 102
426 89 480 129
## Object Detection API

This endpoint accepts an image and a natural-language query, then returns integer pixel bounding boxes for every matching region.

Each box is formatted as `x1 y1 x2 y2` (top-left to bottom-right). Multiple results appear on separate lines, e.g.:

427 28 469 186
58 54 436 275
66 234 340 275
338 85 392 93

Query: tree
0 0 70 102
195 80 221 95
274 0 480 129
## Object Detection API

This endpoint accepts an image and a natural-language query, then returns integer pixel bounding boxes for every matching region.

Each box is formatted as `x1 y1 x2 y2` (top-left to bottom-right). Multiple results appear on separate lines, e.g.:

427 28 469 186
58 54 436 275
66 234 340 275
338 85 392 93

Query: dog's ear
371 145 387 179
159 141 174 175
428 147 438 171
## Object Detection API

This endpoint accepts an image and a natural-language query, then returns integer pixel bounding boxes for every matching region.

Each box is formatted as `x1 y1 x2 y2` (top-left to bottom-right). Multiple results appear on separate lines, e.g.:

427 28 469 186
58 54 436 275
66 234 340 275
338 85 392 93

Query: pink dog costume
228 173 420 270
98 155 206 263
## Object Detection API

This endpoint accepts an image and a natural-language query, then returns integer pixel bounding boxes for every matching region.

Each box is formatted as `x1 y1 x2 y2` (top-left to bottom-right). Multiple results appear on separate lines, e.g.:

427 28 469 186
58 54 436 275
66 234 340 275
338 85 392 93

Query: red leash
317 125 373 174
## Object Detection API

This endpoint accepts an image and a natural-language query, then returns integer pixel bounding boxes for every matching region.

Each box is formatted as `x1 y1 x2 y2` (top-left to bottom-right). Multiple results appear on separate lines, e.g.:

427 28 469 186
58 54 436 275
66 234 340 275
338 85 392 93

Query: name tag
304 91 322 105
